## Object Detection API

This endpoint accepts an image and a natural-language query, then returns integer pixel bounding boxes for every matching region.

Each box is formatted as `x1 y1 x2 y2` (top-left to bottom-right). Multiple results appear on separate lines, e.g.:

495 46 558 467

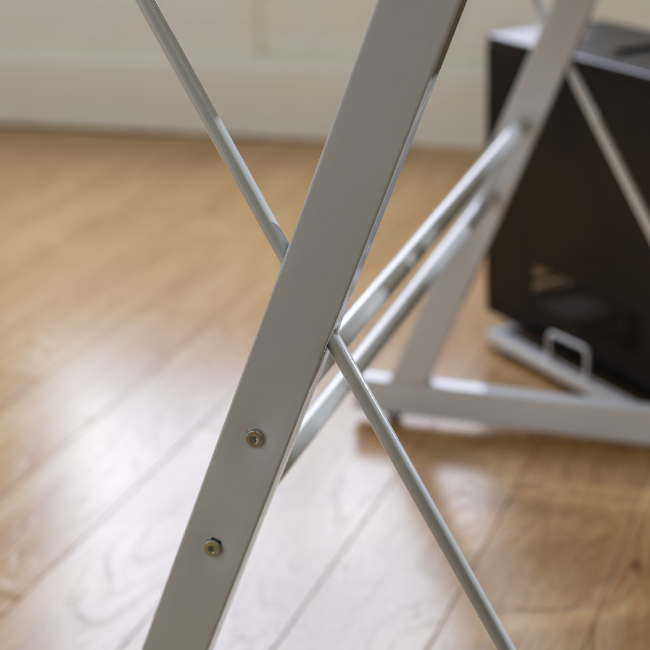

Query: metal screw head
204 538 223 557
246 429 265 448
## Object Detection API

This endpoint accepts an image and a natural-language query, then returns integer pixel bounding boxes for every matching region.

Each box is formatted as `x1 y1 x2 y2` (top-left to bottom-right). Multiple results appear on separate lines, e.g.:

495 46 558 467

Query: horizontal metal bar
338 123 521 348
366 369 650 445
318 125 519 379
135 0 289 261
327 333 515 650
286 192 491 470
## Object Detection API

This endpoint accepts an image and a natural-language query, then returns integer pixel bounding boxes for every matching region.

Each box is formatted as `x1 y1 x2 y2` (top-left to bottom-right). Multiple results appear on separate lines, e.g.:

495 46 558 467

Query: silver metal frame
362 0 650 449
130 0 649 649
480 1 650 390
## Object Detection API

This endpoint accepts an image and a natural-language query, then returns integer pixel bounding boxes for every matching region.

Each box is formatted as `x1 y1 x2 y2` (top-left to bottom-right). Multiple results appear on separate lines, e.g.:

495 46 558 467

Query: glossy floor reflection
0 131 646 649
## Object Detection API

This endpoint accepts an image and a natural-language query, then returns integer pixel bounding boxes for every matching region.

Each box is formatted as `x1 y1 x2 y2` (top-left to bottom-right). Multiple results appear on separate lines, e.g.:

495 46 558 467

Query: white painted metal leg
366 369 650 445
392 192 500 383
288 193 494 469
141 1 468 648
393 0 598 386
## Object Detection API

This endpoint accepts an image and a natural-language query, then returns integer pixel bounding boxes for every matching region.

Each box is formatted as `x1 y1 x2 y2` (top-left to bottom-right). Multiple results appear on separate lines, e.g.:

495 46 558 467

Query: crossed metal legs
134 0 596 648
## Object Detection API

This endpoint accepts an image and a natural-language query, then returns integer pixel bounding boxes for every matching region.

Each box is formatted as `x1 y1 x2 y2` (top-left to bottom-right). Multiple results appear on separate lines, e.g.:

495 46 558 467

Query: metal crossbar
327 332 515 650
290 190 495 467
320 123 521 374
130 0 631 648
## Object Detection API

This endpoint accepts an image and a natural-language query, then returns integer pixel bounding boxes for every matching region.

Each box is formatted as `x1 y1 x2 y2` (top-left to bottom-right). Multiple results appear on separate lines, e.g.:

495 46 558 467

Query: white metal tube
529 0 650 246
339 124 520 346
286 193 490 470
318 125 519 379
327 332 516 650
567 68 650 247
135 0 289 261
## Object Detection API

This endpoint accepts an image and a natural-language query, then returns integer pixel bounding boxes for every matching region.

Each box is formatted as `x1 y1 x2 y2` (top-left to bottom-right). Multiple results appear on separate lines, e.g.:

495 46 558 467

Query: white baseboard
0 54 484 149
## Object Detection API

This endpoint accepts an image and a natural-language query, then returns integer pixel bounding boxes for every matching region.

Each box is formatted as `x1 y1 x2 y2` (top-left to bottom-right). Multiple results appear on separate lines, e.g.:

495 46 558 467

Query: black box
489 22 650 391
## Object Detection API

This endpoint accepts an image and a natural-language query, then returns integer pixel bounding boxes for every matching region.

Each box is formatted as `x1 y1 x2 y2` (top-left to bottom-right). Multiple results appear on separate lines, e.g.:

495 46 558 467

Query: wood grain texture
0 422 221 650
429 440 650 650
587 482 650 650
0 130 646 650
277 430 533 650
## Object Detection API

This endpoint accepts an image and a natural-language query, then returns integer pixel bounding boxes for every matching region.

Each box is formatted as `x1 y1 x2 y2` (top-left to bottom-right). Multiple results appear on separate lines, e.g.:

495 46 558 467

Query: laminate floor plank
0 398 409 650
0 139 321 386
0 214 193 375
0 310 199 492
0 133 150 223
0 131 645 650
428 440 650 650
0 145 315 495
276 429 533 650
587 477 650 650
0 314 258 599
0 164 239 375
522 438 650 500
0 213 243 374
0 418 222 650
0 135 202 277
0 230 265 495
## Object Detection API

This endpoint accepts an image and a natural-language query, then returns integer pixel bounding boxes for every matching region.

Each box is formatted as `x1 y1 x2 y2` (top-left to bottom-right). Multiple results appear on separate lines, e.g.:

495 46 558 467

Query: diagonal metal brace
327 332 516 650
136 0 289 260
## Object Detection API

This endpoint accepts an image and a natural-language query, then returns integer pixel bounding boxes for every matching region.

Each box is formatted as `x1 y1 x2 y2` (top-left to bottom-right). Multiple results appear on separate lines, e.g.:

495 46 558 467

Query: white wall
1 0 649 149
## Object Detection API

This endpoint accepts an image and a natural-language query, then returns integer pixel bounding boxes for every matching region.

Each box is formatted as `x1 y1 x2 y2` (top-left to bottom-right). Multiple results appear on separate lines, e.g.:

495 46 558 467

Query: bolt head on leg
246 429 265 447
204 538 223 557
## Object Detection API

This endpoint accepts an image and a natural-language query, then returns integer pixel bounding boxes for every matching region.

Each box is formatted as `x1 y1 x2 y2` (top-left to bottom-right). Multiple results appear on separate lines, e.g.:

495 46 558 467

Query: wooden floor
0 130 647 650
